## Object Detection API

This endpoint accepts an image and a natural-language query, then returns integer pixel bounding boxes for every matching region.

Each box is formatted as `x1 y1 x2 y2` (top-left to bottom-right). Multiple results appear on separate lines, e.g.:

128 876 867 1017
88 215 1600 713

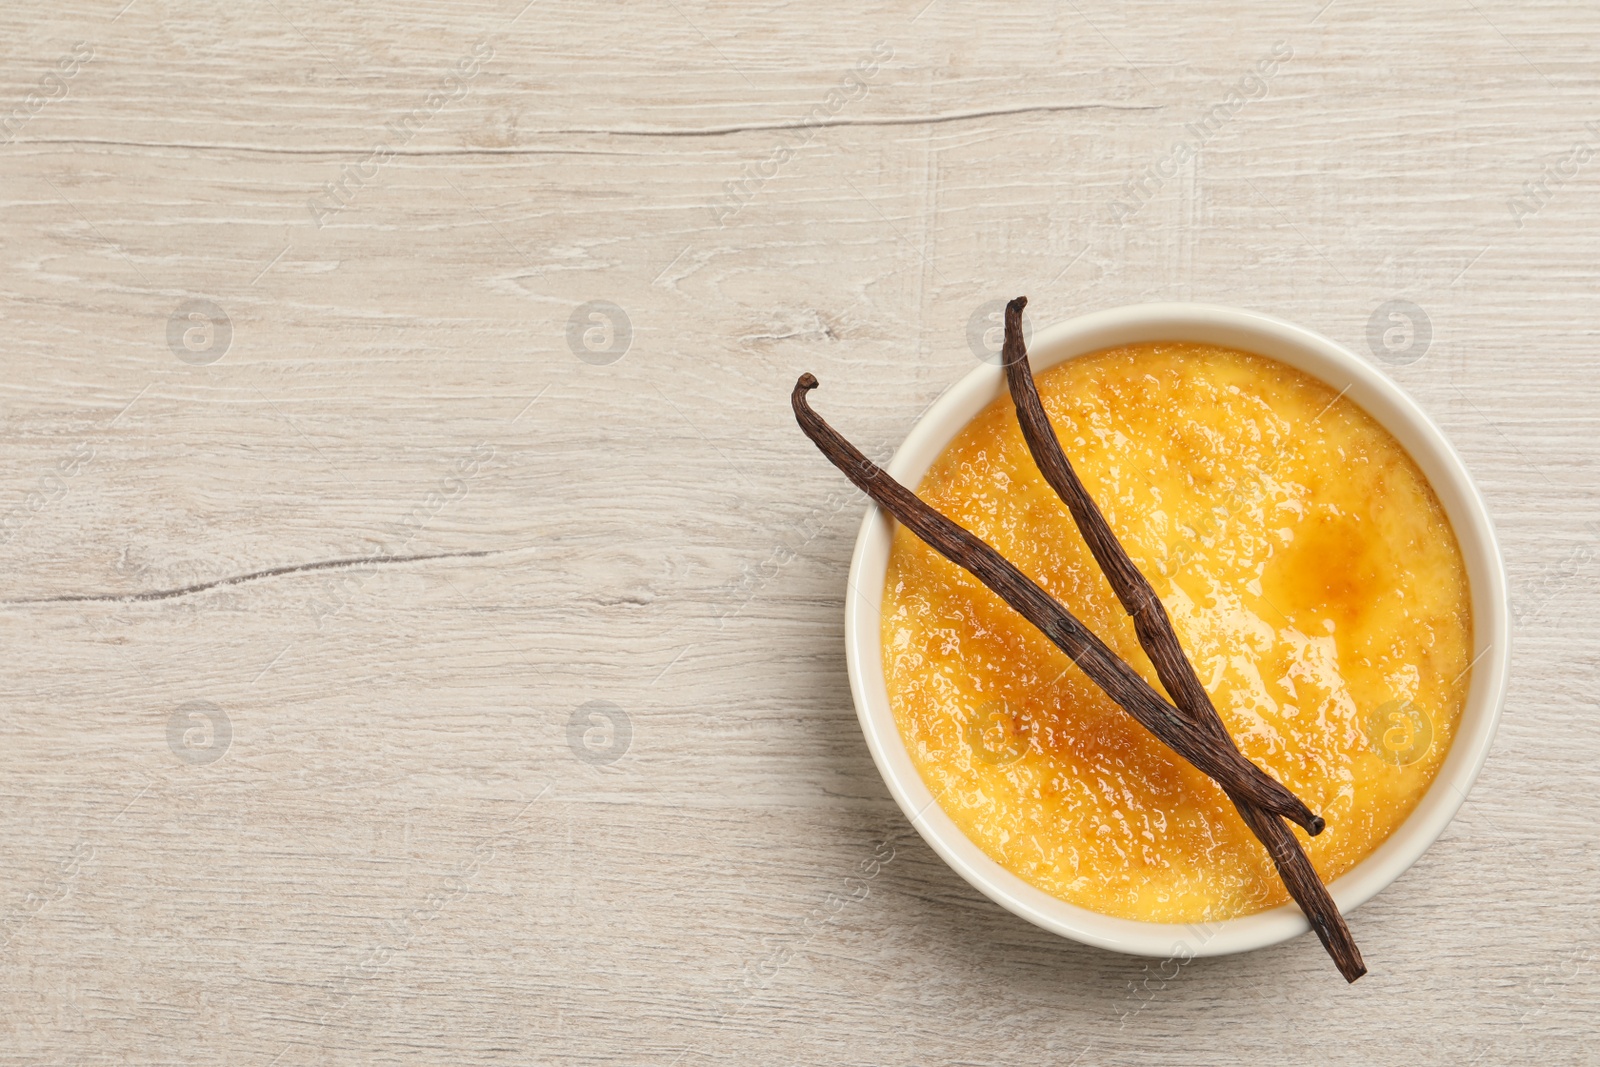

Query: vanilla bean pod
1000 296 1364 982
792 374 1325 835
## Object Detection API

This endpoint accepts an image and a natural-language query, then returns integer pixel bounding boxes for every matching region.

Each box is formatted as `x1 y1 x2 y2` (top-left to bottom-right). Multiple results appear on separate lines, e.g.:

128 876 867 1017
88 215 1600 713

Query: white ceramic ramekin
843 303 1509 959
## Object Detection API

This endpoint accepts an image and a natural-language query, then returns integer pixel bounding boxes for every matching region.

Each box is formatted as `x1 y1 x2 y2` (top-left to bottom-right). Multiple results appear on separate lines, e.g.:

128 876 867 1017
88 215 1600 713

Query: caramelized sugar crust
881 343 1471 922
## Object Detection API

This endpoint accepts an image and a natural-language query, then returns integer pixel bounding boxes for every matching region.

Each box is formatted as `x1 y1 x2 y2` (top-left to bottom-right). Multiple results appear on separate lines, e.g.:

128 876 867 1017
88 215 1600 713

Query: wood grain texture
0 0 1596 1063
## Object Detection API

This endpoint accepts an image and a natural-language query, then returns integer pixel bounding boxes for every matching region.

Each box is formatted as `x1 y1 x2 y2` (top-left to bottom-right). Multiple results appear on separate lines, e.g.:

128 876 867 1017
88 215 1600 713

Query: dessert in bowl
842 304 1508 958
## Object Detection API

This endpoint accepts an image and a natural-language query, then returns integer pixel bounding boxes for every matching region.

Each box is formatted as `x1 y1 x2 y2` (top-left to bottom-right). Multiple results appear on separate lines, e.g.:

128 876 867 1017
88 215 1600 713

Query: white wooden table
2 1 1595 1062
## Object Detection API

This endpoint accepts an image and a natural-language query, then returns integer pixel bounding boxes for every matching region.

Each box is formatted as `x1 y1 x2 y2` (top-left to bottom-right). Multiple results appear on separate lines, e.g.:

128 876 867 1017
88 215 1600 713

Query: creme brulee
881 342 1471 923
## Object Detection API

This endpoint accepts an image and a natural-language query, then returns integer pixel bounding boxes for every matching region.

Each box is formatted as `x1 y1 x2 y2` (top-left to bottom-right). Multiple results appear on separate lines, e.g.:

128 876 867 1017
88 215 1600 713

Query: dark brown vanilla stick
792 374 1324 835
1000 296 1365 982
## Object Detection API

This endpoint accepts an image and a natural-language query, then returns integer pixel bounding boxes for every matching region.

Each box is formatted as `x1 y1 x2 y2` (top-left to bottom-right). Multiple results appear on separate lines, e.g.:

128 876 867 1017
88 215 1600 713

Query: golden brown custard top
880 342 1471 922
